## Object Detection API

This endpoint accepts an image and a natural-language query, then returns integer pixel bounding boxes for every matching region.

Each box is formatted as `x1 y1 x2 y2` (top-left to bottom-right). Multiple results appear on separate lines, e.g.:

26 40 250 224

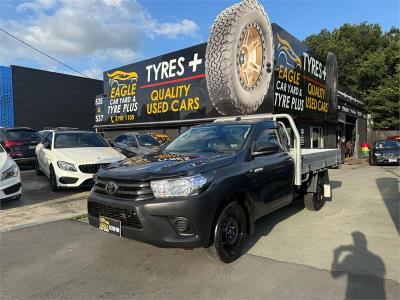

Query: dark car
0 127 42 165
113 133 161 157
369 139 400 165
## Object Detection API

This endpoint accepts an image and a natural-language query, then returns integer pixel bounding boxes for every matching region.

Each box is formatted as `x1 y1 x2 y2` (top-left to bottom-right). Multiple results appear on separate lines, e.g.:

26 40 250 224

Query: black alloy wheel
207 202 246 263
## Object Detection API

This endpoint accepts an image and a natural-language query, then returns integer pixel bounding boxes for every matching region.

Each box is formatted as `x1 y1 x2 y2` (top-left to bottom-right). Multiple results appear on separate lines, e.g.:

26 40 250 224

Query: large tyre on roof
325 52 338 115
205 0 274 115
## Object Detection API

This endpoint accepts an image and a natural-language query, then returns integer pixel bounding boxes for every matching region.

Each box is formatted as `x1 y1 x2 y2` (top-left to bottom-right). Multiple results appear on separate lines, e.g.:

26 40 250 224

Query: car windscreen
0 145 4 152
137 135 160 147
54 133 109 149
6 129 41 139
165 124 252 153
375 140 400 149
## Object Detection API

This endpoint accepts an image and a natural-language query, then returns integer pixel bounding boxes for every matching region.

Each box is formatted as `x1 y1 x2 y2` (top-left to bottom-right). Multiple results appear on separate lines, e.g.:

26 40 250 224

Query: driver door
249 126 294 218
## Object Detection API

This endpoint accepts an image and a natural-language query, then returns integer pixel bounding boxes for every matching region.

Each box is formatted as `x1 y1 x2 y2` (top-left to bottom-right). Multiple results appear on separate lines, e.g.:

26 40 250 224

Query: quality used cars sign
95 21 338 126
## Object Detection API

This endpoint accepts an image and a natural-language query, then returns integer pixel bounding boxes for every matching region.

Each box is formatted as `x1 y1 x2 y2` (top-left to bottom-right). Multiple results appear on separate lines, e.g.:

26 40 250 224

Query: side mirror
252 141 279 156
43 141 51 149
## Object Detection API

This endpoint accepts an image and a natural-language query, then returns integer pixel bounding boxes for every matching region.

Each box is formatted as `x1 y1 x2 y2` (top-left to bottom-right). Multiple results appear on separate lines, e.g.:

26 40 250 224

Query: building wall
0 66 14 127
12 66 102 130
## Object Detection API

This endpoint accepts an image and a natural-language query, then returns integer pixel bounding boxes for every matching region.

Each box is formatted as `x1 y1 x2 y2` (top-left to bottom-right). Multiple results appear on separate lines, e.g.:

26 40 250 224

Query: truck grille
79 164 109 174
88 201 142 229
93 177 154 201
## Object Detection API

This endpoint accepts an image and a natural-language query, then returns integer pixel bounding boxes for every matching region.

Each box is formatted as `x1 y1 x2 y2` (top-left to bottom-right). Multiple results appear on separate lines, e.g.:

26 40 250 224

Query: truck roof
210 118 277 126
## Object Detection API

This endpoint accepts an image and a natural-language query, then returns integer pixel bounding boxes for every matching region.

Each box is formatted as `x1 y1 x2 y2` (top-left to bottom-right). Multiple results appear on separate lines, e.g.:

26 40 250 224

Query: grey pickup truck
88 114 341 263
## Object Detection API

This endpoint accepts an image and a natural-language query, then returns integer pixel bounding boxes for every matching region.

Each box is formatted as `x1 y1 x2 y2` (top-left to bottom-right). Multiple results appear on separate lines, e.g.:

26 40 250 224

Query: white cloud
0 0 199 77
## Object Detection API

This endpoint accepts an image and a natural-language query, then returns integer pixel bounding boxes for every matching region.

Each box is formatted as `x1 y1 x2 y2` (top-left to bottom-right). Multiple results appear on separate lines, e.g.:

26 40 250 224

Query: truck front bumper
87 190 218 248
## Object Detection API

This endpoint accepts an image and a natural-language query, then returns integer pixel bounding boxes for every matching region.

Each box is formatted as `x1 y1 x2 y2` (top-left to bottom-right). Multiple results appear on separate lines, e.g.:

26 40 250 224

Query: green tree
305 23 400 129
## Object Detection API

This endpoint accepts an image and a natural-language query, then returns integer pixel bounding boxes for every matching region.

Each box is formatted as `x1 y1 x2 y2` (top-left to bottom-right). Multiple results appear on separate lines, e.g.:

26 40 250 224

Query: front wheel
206 202 247 263
49 165 60 192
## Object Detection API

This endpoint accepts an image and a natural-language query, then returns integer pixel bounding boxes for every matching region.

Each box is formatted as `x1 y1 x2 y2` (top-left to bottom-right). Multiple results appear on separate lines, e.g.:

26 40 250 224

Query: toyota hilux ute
88 114 341 263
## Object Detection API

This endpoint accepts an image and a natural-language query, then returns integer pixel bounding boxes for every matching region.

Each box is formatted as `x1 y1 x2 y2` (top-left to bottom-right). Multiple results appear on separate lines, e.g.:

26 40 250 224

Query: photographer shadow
331 232 386 299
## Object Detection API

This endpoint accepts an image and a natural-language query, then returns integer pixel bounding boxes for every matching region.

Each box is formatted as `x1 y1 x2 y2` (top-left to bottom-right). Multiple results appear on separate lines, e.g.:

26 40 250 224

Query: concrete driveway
0 163 399 299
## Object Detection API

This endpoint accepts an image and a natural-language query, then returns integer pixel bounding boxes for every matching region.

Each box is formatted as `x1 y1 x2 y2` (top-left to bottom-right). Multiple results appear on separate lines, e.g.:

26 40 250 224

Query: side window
115 135 127 143
45 132 53 147
256 128 282 148
127 136 138 146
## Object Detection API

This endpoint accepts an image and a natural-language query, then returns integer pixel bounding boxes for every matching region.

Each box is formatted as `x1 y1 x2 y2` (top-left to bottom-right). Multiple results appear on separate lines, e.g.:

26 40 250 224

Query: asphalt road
0 169 89 210
1 163 399 299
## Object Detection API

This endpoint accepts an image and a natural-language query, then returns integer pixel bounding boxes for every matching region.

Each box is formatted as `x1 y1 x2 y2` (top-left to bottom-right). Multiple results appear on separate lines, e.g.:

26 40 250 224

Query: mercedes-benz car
369 139 400 165
35 130 125 191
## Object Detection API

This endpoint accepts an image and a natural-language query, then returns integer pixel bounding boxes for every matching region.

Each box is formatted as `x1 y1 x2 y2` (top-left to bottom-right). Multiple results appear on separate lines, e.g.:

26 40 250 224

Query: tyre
369 156 375 166
49 165 60 192
35 159 43 175
205 0 274 115
304 174 326 211
326 52 338 116
206 202 247 263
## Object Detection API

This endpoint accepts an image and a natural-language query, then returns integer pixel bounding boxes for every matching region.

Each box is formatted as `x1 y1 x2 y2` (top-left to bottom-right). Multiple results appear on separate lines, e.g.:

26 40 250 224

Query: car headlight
57 161 77 172
150 173 214 198
374 152 383 156
1 164 19 181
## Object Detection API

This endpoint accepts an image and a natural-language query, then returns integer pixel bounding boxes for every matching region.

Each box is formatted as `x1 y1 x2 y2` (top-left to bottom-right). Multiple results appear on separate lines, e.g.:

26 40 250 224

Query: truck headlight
150 173 214 198
57 161 77 172
1 164 19 181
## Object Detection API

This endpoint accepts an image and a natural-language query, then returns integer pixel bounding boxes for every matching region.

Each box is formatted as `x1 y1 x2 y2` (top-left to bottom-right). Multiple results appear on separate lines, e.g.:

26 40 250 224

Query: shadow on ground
244 200 304 253
331 231 387 299
376 176 399 234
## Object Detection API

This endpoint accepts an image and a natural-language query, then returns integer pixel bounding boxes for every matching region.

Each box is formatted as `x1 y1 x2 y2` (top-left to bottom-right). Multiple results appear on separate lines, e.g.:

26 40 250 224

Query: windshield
0 145 4 153
165 124 252 153
6 129 40 140
54 133 109 149
137 135 160 147
375 140 400 149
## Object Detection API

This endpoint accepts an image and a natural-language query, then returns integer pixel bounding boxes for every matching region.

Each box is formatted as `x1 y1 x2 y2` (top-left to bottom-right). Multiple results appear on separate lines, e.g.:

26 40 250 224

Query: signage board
95 25 338 126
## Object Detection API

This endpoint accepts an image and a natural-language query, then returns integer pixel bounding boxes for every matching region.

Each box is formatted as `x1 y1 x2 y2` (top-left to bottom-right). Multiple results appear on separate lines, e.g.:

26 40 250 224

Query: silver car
113 133 161 157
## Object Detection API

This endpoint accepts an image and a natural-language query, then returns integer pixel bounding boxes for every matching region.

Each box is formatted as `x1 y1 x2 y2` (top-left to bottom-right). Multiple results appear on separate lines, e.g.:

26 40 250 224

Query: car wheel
206 202 247 263
304 174 326 211
35 159 44 175
49 165 60 192
205 0 274 115
369 157 376 166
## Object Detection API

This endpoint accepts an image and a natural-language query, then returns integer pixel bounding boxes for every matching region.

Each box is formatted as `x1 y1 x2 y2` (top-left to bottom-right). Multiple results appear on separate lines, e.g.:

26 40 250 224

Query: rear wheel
49 165 59 192
206 202 247 263
304 174 326 211
35 159 43 175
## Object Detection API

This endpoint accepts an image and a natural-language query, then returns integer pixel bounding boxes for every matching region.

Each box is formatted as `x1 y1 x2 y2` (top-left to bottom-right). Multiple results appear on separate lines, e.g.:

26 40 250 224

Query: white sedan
0 144 22 201
35 130 125 191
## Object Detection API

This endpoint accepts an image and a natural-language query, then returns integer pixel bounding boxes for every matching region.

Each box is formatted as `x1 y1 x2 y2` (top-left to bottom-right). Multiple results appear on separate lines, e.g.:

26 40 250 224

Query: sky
0 0 398 79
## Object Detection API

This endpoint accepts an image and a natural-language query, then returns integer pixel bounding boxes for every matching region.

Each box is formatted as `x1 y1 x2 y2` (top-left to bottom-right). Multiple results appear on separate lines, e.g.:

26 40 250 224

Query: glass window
311 127 323 148
375 140 400 149
256 128 281 147
54 133 109 149
115 135 127 143
6 129 41 139
0 144 4 152
44 132 53 146
137 135 160 147
165 124 252 153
